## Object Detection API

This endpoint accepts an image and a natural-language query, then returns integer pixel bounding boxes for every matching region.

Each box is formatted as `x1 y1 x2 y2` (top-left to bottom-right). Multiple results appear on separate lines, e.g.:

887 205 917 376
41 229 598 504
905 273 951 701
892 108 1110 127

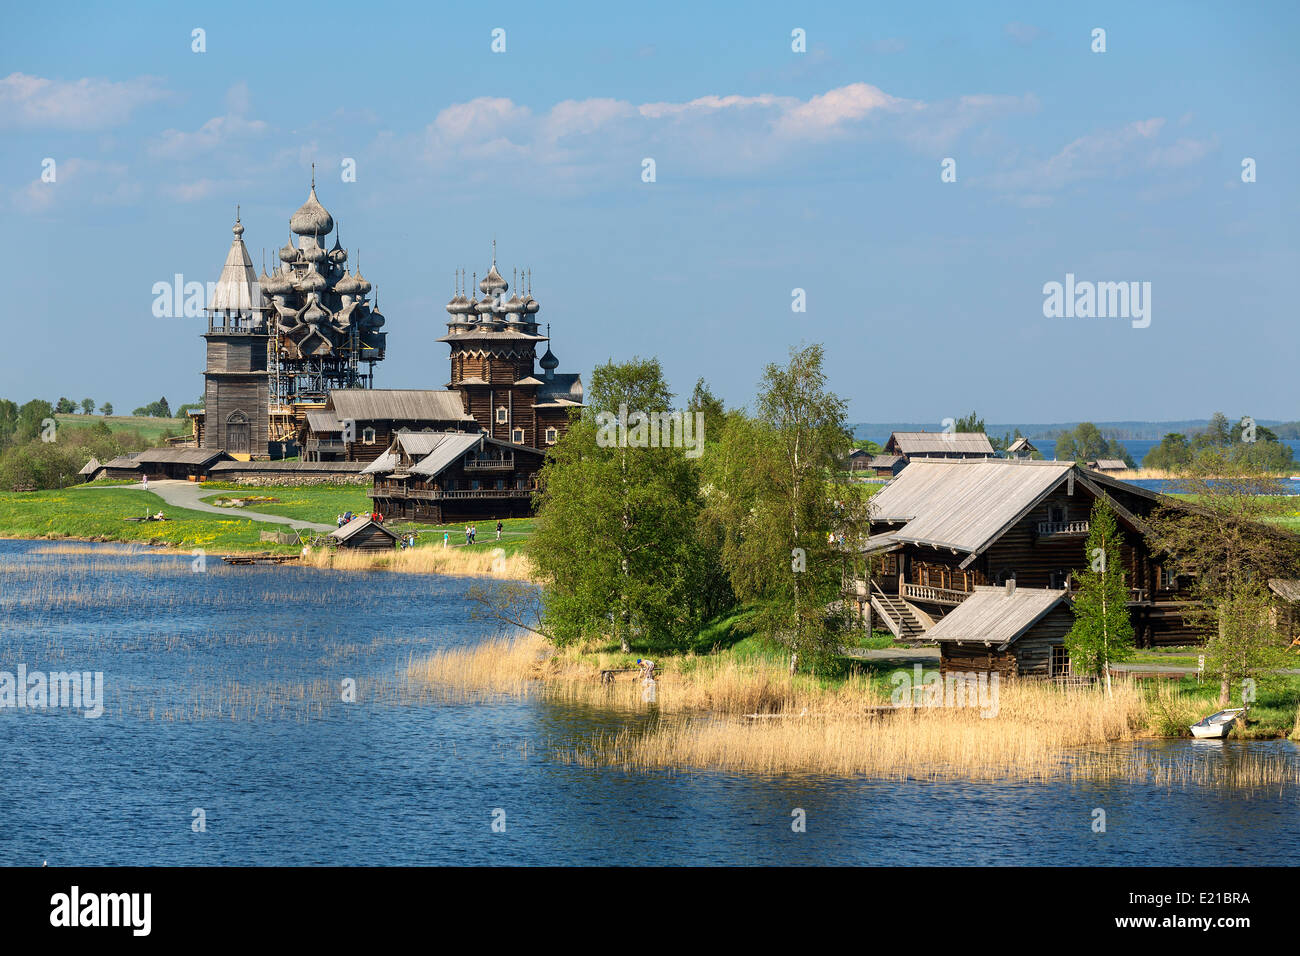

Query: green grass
54 413 187 445
0 487 301 553
196 482 539 556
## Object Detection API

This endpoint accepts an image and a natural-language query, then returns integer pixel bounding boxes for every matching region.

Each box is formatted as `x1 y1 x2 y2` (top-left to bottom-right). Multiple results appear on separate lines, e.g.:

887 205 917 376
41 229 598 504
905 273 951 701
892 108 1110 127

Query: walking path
79 480 335 532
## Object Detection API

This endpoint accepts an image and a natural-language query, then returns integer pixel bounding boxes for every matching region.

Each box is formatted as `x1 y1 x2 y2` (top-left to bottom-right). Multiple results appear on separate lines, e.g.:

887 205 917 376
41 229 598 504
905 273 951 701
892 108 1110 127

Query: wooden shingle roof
925 585 1068 647
327 389 473 423
886 431 995 456
869 458 1074 554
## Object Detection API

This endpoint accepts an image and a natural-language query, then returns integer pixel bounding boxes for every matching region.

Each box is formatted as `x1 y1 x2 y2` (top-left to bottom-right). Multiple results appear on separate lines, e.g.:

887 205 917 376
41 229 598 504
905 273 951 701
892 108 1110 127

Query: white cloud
150 114 269 160
0 73 168 129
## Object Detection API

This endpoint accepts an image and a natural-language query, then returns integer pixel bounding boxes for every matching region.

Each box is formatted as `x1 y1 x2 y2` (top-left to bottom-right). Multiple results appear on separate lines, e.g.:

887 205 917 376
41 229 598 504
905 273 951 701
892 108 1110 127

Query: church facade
194 181 582 497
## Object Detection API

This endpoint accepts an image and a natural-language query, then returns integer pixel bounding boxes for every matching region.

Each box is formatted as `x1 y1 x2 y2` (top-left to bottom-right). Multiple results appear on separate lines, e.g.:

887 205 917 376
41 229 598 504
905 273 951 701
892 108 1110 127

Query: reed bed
405 633 1300 788
301 544 535 580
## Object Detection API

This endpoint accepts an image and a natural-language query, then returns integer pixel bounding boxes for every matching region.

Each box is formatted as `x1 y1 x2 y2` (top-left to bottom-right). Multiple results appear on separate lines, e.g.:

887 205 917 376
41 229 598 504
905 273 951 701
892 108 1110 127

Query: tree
1065 498 1135 693
14 400 54 443
708 344 859 673
0 399 17 450
1142 432 1193 471
1146 453 1300 705
1056 422 1133 467
55 397 76 414
99 402 113 416
686 378 726 447
80 398 95 415
176 396 206 419
529 358 728 653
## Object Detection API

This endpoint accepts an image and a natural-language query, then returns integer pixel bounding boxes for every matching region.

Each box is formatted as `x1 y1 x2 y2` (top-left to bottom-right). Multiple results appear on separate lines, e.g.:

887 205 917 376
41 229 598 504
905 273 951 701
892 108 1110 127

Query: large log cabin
363 430 547 523
845 458 1202 654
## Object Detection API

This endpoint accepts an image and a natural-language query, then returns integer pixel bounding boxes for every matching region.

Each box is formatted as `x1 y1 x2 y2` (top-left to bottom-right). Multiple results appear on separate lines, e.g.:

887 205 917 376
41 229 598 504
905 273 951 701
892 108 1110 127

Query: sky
1 0 1296 424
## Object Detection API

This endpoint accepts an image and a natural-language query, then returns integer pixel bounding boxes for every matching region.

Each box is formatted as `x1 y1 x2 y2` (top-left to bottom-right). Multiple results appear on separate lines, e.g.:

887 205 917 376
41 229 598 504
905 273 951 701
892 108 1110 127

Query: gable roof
1007 437 1036 453
327 389 473 423
925 585 1069 647
305 410 343 433
886 431 995 456
132 447 229 466
78 457 102 476
1269 579 1300 603
1091 459 1128 471
411 433 492 477
329 515 398 543
869 458 1075 554
867 454 905 468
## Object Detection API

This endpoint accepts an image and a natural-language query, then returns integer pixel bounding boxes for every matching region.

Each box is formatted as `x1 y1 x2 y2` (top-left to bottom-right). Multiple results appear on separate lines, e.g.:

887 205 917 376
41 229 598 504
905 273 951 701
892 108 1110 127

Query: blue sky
1 0 1296 423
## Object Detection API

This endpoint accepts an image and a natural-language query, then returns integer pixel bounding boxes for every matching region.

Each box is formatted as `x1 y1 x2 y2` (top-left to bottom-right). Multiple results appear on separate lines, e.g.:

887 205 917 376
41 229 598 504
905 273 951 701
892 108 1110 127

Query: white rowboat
1189 708 1245 739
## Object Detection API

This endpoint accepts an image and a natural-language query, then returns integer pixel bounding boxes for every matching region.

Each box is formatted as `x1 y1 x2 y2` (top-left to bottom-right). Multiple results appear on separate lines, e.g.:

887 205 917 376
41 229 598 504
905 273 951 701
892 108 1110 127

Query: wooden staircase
870 583 927 643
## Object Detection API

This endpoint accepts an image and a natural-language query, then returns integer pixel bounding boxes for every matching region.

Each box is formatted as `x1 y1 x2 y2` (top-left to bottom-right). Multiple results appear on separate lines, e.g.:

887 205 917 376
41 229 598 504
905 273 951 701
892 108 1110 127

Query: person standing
141 473 148 492
496 520 503 541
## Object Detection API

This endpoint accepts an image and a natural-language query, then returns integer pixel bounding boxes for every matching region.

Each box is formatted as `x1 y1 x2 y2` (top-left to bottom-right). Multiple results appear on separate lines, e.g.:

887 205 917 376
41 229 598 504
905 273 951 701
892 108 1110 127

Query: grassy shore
0 487 302 553
405 613 1300 782
53 412 186 444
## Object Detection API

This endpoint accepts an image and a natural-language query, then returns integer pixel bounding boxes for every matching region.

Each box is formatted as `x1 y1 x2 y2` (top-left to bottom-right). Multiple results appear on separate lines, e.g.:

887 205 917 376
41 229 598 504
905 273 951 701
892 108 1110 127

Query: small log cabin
364 430 546 523
846 458 1204 648
883 431 996 462
1269 579 1300 643
866 454 906 478
86 448 230 481
329 515 398 552
927 584 1073 677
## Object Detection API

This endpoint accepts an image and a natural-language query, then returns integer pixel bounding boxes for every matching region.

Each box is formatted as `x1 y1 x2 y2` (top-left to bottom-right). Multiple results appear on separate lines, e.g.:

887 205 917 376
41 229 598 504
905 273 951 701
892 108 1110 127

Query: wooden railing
902 582 971 605
464 455 515 471
369 487 533 500
1037 520 1090 536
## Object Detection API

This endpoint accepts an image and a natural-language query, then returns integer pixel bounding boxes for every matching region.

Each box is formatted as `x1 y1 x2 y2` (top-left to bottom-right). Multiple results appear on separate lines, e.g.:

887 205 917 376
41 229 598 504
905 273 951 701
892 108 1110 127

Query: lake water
1 539 1297 866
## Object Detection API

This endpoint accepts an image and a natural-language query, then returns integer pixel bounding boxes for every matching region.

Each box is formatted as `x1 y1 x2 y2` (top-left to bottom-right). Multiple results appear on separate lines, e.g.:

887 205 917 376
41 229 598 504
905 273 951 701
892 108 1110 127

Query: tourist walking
496 520 503 541
443 531 449 549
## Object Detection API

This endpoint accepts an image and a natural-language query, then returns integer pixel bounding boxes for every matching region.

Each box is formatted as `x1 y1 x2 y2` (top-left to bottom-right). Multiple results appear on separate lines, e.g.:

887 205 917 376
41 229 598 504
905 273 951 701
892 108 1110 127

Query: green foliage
1055 421 1133 467
1147 414 1295 472
80 398 95 414
99 402 113 416
1065 498 1135 678
132 397 172 418
529 357 730 652
686 378 726 447
704 344 862 673
55 397 76 414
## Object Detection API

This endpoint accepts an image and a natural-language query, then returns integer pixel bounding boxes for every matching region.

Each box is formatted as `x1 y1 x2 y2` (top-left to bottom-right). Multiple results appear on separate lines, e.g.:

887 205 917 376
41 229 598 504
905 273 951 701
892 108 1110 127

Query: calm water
1 539 1296 866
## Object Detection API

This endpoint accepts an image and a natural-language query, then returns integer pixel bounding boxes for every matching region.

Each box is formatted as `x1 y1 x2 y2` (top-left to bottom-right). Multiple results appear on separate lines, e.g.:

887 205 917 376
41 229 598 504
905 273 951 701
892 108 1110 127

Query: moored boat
1189 708 1245 739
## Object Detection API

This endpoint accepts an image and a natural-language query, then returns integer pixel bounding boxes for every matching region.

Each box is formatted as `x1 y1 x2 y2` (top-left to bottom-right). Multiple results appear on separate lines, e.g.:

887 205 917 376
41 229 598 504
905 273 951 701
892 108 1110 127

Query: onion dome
233 220 245 239
475 295 495 316
479 263 508 295
538 347 559 372
523 295 540 314
503 292 525 314
354 270 372 295
445 292 468 315
367 309 385 329
303 300 329 324
301 241 326 264
290 185 334 237
262 269 293 296
329 238 347 265
297 269 327 293
335 270 360 295
278 239 298 263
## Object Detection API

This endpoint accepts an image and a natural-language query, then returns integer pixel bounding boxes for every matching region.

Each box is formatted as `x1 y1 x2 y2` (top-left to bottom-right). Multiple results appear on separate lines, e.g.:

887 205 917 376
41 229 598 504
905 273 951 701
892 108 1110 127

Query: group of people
461 520 505 545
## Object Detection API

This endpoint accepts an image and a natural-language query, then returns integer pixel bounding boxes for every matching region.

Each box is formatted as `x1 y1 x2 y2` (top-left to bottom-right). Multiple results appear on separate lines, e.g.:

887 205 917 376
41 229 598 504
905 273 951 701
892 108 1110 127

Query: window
511 428 524 444
544 427 558 445
1158 566 1177 589
495 479 504 490
361 427 376 444
496 407 508 424
471 479 480 490
1050 569 1070 589
1048 505 1066 524
1051 645 1070 677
